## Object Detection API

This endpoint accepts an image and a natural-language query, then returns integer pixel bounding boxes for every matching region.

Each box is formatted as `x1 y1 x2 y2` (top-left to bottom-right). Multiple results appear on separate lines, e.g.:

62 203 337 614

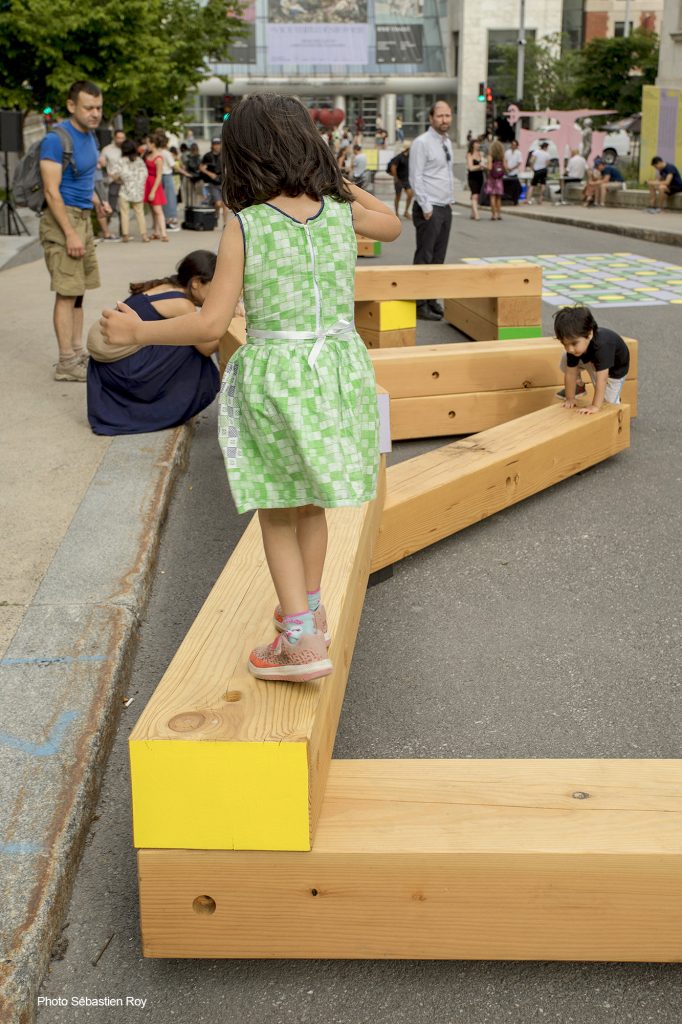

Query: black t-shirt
387 152 409 184
200 150 222 184
566 326 630 379
660 163 682 192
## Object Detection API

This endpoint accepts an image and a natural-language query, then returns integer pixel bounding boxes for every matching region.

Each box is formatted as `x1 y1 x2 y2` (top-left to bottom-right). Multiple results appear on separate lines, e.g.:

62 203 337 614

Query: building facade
187 0 456 143
640 0 682 178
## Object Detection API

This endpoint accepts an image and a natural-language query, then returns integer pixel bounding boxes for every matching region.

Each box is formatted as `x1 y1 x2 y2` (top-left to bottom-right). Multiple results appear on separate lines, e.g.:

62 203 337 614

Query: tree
571 29 659 114
492 33 581 111
0 0 247 126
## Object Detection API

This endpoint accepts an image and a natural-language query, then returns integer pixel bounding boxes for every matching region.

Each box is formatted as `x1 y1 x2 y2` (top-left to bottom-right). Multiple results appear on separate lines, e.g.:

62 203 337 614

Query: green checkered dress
218 197 380 514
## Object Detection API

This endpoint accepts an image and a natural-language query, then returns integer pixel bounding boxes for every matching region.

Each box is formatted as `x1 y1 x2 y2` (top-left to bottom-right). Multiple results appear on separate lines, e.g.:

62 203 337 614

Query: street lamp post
516 0 526 103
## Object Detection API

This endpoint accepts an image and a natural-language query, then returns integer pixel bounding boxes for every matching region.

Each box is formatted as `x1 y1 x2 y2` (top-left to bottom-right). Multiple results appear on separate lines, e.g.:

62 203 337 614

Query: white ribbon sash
247 318 354 368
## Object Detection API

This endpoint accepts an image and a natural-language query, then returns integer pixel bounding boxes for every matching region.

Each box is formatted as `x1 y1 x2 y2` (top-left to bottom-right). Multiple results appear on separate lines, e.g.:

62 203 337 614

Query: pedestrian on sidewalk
143 131 168 241
99 129 126 236
157 131 180 230
387 143 412 218
466 139 484 220
199 137 224 228
113 139 150 242
484 140 505 221
408 99 454 320
100 92 401 684
647 156 682 213
503 138 523 205
39 80 108 382
525 141 550 205
86 250 221 435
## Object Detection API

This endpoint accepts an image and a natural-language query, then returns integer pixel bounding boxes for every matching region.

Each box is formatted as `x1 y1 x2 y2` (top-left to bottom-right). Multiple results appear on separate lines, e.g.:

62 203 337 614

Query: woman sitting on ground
86 250 223 436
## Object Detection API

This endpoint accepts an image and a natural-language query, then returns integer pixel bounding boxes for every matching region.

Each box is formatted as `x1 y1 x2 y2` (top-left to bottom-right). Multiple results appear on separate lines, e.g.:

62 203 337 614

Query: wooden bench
139 758 682 960
371 402 630 572
564 182 682 210
129 466 385 852
370 337 638 440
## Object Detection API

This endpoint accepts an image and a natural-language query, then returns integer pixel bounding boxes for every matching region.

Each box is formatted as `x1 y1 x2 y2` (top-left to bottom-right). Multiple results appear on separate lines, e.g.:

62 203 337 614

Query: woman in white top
113 139 150 242
157 132 179 229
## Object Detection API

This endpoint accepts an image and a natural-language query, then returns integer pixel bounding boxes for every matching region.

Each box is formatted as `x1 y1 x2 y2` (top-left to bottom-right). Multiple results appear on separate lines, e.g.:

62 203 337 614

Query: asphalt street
37 210 682 1024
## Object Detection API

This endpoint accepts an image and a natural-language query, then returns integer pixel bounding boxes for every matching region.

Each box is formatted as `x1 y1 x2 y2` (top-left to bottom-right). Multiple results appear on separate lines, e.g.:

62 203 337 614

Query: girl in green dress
101 94 401 683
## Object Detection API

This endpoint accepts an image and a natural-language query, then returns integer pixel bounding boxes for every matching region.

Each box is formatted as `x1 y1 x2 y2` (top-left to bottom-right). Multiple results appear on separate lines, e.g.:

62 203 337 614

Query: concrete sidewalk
0 227 214 1022
453 189 682 246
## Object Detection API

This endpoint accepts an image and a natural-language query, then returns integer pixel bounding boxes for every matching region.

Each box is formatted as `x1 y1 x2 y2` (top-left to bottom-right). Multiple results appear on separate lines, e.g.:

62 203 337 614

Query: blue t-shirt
660 163 682 192
602 164 623 183
40 121 99 209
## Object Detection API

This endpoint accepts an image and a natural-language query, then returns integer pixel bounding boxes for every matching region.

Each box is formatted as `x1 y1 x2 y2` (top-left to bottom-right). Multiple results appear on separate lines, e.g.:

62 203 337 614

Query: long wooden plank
369 338 639 399
358 327 416 349
129 461 385 852
371 403 630 572
138 758 682 961
389 380 637 440
354 264 542 302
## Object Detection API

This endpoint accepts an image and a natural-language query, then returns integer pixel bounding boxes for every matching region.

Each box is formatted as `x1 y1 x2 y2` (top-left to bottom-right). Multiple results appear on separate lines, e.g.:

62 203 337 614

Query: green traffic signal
477 82 485 102
43 106 52 115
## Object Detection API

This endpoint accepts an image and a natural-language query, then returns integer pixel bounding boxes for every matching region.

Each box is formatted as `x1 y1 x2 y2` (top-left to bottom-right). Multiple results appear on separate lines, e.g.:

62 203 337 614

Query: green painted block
498 326 543 340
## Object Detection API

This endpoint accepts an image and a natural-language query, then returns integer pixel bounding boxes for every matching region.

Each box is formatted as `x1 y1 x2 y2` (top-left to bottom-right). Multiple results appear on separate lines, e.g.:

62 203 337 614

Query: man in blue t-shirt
648 155 682 213
39 80 108 382
593 158 624 207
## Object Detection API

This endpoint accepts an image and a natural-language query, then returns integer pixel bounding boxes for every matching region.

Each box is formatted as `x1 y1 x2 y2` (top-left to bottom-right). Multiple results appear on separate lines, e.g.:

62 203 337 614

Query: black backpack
13 125 77 212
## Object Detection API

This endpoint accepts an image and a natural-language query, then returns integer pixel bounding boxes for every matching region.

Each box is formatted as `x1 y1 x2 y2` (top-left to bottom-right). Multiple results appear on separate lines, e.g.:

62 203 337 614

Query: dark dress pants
412 202 452 308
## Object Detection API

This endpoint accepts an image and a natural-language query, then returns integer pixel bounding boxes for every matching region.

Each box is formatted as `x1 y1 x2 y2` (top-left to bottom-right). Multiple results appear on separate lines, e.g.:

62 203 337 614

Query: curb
498 205 682 248
0 423 193 1024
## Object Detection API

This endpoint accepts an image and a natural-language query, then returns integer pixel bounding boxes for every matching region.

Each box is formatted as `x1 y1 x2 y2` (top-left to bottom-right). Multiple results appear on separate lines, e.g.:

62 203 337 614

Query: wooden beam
449 295 542 327
388 380 637 439
138 758 682 961
444 299 541 342
355 264 542 302
129 462 386 852
371 403 630 572
369 338 639 399
358 327 416 349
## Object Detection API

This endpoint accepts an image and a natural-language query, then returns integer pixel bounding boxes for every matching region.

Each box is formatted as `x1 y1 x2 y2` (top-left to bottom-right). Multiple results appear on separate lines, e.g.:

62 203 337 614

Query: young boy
554 305 629 415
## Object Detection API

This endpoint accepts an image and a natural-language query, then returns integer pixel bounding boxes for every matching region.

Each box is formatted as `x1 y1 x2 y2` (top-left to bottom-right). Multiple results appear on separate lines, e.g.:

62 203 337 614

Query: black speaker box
0 110 23 153
182 206 217 231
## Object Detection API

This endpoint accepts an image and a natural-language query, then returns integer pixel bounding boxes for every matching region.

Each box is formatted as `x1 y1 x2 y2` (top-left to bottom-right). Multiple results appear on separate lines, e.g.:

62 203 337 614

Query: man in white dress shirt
408 100 454 320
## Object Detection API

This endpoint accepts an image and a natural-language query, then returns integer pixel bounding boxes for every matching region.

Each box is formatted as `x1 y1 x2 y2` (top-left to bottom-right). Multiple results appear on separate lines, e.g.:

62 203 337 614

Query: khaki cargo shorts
40 206 101 295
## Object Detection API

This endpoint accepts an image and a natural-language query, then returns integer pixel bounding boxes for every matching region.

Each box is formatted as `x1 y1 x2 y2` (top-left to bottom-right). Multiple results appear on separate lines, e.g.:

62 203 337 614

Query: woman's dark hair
130 249 217 295
467 139 479 155
150 129 168 148
121 139 138 162
553 305 598 342
221 93 352 212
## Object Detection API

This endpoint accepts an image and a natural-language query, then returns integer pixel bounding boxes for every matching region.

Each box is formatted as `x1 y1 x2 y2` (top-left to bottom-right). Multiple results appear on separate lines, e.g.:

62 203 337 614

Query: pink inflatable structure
506 105 617 172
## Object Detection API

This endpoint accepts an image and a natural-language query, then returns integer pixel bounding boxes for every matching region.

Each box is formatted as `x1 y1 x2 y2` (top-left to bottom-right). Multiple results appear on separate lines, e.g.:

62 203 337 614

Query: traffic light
43 105 53 127
478 82 485 103
485 86 493 104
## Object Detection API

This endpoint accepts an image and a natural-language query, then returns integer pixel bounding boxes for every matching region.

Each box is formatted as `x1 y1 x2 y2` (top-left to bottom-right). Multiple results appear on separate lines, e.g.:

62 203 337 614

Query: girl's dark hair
467 140 479 154
129 249 217 295
553 305 598 342
121 139 138 161
221 93 352 212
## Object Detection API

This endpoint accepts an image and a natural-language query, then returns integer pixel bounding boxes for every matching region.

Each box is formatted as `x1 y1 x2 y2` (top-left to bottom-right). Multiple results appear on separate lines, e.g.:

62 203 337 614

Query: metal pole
624 0 632 36
516 0 526 103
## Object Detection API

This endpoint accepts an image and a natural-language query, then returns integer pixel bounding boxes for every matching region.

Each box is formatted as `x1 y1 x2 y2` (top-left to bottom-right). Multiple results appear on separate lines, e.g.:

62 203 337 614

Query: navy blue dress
87 290 220 436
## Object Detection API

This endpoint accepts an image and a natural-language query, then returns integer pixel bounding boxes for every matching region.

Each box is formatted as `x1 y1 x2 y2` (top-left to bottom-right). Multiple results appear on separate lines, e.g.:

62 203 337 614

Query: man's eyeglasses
443 144 451 163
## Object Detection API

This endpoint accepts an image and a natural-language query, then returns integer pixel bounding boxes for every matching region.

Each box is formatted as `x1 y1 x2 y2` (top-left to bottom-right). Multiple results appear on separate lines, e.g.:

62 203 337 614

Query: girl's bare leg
296 505 327 594
258 508 308 616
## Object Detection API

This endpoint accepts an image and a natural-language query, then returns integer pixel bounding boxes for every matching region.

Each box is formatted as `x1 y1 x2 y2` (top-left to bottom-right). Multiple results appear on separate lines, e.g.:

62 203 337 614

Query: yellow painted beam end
130 739 311 851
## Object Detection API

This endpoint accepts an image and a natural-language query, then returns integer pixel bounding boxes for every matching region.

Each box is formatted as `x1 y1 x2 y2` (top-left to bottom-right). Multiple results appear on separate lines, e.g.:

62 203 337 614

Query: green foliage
491 28 658 116
493 34 580 110
571 28 659 114
0 0 247 126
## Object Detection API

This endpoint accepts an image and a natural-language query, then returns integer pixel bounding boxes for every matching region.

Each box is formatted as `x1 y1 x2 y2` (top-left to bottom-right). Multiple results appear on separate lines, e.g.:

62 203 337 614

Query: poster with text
376 24 423 63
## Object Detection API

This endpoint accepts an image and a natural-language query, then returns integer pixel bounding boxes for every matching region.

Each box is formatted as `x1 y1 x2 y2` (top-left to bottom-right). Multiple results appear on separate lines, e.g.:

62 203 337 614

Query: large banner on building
266 0 369 65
